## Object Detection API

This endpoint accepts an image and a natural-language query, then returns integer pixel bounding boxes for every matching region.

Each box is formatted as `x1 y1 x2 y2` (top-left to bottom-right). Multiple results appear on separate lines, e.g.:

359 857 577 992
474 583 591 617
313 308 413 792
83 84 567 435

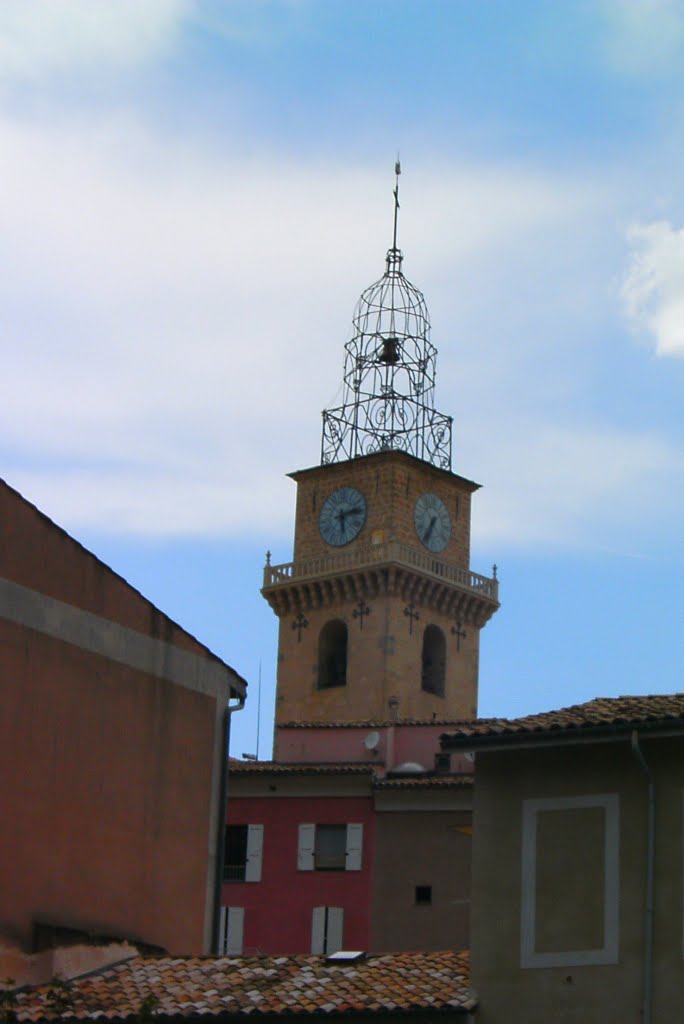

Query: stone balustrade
263 540 498 602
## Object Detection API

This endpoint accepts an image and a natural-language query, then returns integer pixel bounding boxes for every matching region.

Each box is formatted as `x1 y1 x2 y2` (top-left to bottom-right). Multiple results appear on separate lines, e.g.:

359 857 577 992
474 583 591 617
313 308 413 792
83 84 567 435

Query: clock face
414 492 451 553
319 486 367 547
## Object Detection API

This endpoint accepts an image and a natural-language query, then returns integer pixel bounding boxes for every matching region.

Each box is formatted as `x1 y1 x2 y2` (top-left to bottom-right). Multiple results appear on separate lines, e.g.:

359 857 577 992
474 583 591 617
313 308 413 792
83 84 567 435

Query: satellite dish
363 730 380 752
464 751 475 762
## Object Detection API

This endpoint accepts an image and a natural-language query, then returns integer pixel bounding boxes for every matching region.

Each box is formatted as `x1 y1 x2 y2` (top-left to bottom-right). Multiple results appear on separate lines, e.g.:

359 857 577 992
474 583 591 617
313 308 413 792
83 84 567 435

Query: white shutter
226 906 244 955
326 907 344 954
311 906 326 954
218 906 228 955
245 824 264 882
345 823 363 871
298 823 315 870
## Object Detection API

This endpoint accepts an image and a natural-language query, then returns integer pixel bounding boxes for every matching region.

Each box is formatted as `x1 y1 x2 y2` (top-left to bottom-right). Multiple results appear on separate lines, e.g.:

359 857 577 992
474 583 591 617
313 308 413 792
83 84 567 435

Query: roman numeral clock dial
319 487 367 546
414 492 451 553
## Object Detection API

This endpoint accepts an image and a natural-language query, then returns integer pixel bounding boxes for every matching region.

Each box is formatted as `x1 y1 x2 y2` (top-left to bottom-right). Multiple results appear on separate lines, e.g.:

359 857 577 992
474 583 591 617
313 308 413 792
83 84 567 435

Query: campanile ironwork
321 162 453 470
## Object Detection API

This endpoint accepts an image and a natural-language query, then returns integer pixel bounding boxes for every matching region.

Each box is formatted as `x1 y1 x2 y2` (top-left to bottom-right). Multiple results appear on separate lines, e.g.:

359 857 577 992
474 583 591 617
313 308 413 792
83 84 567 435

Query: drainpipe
630 730 655 1024
212 693 245 954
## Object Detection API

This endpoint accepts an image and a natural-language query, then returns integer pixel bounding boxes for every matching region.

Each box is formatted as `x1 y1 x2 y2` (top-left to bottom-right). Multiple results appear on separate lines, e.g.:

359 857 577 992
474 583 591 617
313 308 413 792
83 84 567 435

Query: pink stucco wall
0 480 234 955
224 795 375 954
274 724 472 775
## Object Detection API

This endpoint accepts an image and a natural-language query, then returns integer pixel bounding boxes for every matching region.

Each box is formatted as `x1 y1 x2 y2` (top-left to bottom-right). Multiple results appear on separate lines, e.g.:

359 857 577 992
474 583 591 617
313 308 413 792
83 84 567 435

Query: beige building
441 694 684 1024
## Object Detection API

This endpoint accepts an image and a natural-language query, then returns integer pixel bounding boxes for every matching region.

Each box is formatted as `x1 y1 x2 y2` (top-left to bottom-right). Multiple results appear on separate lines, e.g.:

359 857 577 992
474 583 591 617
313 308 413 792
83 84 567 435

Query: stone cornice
262 545 499 627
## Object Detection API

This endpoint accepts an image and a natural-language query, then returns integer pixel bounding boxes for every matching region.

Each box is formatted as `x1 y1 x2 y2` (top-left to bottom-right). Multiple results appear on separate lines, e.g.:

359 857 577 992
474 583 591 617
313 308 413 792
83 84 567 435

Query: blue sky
2 1 684 756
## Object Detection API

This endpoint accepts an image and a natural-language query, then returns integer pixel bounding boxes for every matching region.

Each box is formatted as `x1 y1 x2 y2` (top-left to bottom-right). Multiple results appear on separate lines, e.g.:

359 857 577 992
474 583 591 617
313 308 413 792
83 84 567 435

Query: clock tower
262 166 499 728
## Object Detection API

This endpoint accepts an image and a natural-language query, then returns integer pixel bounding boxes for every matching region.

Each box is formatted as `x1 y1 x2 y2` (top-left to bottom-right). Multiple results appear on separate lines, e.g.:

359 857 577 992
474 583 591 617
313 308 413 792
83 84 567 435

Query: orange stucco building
0 478 246 960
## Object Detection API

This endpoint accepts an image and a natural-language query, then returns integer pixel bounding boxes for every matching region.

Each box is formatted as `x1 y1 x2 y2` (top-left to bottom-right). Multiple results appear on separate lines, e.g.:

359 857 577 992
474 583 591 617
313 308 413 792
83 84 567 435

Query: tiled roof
441 694 684 750
228 761 376 775
375 774 474 789
278 720 475 729
228 761 472 789
14 950 474 1020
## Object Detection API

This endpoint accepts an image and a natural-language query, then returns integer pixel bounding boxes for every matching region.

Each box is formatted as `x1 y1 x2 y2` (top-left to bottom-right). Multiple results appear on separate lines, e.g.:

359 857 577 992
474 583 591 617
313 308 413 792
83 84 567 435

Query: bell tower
262 164 499 728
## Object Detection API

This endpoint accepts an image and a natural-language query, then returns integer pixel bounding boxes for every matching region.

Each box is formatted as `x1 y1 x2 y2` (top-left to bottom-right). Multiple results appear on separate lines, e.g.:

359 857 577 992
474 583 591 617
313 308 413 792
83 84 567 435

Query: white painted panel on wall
311 906 326 954
245 824 264 882
226 906 245 955
298 823 315 871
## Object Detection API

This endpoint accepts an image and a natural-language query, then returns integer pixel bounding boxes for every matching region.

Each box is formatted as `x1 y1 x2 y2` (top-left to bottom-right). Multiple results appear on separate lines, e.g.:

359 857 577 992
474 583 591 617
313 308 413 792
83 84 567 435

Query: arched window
421 624 446 696
317 620 348 689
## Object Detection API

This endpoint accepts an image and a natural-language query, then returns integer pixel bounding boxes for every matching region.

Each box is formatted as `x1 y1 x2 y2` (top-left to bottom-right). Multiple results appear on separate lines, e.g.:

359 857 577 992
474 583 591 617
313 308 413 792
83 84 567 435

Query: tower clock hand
423 515 437 543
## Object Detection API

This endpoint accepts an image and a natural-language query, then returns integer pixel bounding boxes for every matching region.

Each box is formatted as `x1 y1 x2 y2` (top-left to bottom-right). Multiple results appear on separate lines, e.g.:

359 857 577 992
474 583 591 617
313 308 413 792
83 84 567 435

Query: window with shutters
311 906 344 955
421 624 446 696
224 824 263 882
317 620 348 689
298 823 363 871
315 825 347 870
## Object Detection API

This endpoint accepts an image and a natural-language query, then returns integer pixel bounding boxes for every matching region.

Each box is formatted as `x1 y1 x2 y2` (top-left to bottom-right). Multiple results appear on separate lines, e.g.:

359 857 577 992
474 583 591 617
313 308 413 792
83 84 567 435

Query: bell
378 335 400 365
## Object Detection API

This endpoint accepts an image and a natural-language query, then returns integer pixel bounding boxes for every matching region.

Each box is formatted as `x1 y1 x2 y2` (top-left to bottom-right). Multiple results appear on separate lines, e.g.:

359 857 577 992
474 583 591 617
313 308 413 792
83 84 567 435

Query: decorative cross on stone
292 612 309 642
352 600 371 630
404 603 420 635
451 621 467 652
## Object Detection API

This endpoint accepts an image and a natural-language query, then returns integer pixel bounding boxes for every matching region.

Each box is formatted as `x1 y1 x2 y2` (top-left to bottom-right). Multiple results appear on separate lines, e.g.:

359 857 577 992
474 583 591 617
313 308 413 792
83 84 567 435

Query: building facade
0 478 246 962
441 694 684 1024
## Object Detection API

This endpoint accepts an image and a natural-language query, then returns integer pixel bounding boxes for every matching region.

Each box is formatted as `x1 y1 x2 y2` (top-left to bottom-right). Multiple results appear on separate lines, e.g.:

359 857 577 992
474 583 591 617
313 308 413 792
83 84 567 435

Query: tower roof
322 163 452 470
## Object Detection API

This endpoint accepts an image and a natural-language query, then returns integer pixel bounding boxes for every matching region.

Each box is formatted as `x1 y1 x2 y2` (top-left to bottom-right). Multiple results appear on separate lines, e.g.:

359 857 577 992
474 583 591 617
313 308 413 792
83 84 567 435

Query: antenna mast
392 158 401 250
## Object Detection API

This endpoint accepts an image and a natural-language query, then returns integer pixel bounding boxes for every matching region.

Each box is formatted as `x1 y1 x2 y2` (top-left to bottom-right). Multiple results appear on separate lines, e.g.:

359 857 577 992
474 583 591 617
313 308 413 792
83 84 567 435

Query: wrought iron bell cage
322 166 452 471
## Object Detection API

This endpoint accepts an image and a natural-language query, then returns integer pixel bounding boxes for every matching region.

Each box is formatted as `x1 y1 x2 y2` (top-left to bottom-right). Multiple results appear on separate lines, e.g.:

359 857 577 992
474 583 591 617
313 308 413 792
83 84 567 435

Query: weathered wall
275 723 473 774
0 480 240 955
370 801 472 953
470 738 684 1024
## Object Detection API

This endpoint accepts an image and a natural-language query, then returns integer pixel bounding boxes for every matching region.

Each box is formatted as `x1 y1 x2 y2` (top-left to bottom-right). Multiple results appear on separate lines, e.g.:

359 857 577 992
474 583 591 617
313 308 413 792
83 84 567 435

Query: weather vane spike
392 156 401 250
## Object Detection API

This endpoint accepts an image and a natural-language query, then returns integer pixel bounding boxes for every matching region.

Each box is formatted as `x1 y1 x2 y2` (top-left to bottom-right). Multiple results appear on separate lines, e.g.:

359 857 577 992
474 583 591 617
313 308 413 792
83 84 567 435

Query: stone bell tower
262 164 499 727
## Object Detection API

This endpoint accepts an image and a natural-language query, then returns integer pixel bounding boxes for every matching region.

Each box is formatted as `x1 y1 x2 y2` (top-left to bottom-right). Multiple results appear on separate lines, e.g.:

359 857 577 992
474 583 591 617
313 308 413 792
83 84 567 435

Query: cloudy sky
3 0 684 755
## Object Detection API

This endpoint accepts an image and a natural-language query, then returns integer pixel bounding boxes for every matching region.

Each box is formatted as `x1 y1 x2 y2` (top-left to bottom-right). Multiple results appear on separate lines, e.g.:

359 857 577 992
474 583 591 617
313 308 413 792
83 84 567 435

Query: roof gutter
630 731 655 1024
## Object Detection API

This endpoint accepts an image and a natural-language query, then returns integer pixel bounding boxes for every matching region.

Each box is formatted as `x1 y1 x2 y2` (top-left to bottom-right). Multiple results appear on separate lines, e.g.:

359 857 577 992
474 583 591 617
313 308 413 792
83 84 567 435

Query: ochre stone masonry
291 450 474 567
263 450 496 726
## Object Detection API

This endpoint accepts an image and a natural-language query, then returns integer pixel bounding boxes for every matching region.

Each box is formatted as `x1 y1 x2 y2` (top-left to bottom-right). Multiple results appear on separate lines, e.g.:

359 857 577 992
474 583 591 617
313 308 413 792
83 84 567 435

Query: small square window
224 825 248 881
315 825 347 870
415 885 432 905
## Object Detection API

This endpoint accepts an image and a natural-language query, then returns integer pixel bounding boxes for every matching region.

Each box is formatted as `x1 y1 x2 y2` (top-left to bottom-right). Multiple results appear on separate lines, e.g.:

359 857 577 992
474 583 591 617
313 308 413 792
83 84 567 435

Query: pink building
0 478 246 966
223 747 473 956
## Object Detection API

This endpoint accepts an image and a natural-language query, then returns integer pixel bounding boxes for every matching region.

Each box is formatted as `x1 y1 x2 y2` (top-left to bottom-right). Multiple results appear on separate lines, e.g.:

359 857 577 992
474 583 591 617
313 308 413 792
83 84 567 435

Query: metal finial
321 164 452 471
392 157 401 251
492 563 498 580
265 550 271 566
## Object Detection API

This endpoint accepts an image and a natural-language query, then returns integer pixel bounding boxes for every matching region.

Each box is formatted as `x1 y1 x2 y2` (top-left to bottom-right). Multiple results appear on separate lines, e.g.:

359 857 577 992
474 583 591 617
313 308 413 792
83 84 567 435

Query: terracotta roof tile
229 761 472 788
278 720 476 729
228 762 376 775
374 774 473 789
13 951 473 1021
441 694 684 749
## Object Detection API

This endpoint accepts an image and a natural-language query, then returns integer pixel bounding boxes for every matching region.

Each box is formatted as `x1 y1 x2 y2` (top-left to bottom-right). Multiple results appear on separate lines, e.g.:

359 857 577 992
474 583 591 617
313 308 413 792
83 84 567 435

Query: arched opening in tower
317 620 348 689
421 624 446 697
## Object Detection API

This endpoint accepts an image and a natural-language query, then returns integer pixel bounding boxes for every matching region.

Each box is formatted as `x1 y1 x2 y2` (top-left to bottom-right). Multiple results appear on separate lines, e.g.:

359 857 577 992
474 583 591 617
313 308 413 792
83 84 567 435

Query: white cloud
622 220 684 357
1 104 677 554
597 0 684 74
468 418 681 554
0 0 189 80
